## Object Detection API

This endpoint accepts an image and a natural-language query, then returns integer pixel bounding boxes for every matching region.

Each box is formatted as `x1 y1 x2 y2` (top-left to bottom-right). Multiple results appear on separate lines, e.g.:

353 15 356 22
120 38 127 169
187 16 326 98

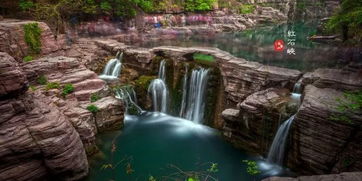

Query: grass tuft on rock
23 55 33 62
61 83 74 97
36 75 47 85
87 104 99 113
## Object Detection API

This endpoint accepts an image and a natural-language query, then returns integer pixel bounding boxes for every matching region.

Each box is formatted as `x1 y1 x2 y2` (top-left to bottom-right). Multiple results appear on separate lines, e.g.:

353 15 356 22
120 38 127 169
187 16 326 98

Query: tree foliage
185 0 216 11
326 0 362 42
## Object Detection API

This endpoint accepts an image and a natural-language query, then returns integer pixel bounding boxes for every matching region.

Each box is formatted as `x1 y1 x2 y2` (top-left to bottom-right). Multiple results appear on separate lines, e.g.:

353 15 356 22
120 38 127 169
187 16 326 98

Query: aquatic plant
23 23 42 54
61 83 74 97
87 104 99 113
23 55 33 62
36 75 47 85
242 160 261 176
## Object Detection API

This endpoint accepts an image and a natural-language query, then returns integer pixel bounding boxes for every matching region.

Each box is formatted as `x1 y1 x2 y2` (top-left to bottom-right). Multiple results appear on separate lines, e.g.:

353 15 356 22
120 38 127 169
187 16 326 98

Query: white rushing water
179 64 189 117
181 68 210 123
116 86 143 114
148 60 169 113
267 115 296 165
99 52 123 80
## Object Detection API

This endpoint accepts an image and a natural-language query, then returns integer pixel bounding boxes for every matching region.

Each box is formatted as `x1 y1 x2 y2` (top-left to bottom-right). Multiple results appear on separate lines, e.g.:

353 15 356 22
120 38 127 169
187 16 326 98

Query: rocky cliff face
0 52 88 181
263 172 362 181
0 20 60 62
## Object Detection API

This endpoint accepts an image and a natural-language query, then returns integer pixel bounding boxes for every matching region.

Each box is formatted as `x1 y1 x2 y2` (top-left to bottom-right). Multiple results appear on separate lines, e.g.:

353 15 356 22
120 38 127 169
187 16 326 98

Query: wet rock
221 108 240 122
263 172 362 181
287 85 362 174
91 96 125 132
222 88 293 154
0 20 60 62
0 52 28 99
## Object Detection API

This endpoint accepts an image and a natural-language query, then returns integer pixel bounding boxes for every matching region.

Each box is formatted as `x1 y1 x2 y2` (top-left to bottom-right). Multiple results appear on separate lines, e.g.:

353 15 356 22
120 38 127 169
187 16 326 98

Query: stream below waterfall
85 113 294 181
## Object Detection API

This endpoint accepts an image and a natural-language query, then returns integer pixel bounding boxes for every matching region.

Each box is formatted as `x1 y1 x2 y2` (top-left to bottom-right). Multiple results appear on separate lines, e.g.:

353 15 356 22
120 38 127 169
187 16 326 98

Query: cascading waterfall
179 64 189 117
115 86 143 114
267 81 303 165
181 68 210 123
99 52 123 80
267 115 295 165
148 60 169 113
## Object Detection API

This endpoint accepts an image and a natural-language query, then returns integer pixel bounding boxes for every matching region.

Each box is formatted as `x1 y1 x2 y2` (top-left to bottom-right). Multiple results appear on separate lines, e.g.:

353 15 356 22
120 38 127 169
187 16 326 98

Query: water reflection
130 22 343 72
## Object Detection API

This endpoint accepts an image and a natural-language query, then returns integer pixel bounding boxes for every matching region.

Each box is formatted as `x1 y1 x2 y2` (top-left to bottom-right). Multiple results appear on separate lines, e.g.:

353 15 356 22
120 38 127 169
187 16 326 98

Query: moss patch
23 23 42 54
239 4 256 14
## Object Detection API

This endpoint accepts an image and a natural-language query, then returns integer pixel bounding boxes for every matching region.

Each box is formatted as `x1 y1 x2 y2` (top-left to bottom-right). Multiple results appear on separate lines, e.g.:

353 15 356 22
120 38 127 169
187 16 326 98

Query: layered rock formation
0 19 60 61
22 56 125 154
0 52 88 181
222 88 295 154
263 172 362 181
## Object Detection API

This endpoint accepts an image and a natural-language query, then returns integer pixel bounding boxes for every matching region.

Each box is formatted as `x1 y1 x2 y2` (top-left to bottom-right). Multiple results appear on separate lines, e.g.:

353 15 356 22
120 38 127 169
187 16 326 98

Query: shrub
19 0 35 11
23 55 33 62
90 93 100 102
36 75 47 85
185 0 215 11
29 85 37 91
23 23 42 54
61 83 74 97
239 4 255 14
330 90 362 124
87 104 99 113
45 82 60 90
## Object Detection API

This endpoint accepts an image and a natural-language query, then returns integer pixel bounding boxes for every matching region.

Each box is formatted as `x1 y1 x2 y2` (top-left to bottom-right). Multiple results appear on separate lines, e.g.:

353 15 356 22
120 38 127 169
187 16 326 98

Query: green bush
23 55 33 62
45 82 60 90
326 0 362 42
61 83 74 97
36 75 47 85
90 93 100 102
19 0 35 11
185 0 215 11
23 23 42 54
239 4 255 14
87 104 99 113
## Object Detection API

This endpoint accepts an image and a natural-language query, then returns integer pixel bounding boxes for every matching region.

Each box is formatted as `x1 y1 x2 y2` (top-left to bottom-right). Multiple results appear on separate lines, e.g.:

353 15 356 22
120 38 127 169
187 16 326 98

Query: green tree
326 0 362 42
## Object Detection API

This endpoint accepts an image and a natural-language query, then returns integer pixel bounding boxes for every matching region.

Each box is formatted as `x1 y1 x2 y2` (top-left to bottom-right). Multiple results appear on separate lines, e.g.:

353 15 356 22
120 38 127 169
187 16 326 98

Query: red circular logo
274 40 284 52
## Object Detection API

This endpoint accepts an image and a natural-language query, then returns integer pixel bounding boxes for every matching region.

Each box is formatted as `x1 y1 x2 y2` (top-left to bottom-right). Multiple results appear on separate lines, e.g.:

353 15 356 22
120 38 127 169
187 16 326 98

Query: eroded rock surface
0 19 60 61
263 172 362 181
0 52 88 181
287 85 362 174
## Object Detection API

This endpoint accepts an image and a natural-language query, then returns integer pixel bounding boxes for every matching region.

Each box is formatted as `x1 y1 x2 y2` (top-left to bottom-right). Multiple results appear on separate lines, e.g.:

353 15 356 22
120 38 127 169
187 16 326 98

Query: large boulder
0 20 60 62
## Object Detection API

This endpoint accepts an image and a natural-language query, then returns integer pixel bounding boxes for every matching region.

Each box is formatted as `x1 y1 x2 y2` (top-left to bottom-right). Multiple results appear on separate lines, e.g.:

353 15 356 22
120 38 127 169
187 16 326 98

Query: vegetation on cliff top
326 0 362 43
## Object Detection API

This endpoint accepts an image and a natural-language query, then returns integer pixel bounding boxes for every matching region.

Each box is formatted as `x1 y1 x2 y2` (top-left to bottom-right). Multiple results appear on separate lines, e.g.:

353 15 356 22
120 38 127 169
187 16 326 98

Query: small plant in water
61 83 74 97
207 163 219 173
242 160 261 176
148 175 157 181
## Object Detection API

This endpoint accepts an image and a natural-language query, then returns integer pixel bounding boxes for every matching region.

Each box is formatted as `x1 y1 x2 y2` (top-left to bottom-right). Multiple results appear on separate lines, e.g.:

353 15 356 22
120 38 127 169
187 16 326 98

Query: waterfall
99 52 123 80
179 64 189 117
115 86 143 114
291 80 302 103
181 68 210 123
267 115 295 165
148 60 169 113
